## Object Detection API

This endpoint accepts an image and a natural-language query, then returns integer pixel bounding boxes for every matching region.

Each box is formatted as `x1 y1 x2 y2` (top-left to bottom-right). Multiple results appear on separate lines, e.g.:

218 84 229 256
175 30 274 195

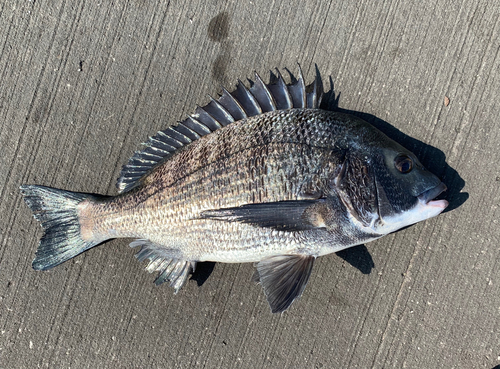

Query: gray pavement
1 0 499 368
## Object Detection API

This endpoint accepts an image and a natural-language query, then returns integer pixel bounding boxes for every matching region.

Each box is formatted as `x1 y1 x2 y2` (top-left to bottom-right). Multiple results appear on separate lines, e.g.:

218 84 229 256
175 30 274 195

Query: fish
20 65 449 313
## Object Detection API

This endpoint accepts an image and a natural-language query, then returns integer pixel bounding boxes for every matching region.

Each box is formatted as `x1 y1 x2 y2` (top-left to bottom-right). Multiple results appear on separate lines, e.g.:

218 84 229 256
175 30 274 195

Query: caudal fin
20 185 101 270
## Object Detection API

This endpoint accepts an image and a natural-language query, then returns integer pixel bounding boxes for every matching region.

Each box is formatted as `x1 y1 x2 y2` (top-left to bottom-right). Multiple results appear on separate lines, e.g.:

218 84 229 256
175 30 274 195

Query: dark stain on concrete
208 12 231 86
208 12 230 42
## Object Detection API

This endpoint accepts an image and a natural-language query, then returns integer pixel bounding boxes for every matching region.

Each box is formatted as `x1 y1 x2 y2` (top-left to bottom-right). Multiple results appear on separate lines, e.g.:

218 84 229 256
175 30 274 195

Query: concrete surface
1 0 499 368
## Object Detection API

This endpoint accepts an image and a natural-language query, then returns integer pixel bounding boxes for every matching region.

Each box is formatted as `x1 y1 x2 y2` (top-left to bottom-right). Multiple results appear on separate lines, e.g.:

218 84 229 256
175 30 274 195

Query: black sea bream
20 66 448 313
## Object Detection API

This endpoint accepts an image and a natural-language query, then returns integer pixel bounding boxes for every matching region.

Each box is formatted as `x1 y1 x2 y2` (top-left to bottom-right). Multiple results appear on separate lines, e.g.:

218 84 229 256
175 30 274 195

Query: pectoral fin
200 200 327 231
254 255 315 313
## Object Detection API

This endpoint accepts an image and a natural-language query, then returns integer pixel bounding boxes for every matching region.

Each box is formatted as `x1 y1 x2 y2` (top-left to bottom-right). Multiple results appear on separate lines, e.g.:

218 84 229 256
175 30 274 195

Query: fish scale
20 66 448 313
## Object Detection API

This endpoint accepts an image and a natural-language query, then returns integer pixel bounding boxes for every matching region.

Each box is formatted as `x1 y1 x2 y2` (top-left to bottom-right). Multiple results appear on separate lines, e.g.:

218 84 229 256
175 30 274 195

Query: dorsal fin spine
312 69 321 107
208 96 235 125
196 103 224 129
288 64 306 108
220 87 248 119
235 79 262 116
185 116 212 135
275 68 293 109
253 72 277 111
140 152 163 160
162 127 192 145
298 64 306 108
176 122 202 140
148 137 176 152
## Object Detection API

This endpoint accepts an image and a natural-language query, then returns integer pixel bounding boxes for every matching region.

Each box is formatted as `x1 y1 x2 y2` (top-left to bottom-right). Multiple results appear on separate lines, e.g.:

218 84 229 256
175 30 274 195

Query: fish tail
20 185 104 271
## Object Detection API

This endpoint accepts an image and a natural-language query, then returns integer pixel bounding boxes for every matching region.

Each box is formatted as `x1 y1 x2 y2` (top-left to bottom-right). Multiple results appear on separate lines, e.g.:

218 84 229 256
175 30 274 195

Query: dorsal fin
116 65 324 193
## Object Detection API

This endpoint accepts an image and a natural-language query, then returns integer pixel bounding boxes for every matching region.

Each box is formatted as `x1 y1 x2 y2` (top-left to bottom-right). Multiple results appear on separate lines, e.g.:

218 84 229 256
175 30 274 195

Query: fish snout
417 182 449 209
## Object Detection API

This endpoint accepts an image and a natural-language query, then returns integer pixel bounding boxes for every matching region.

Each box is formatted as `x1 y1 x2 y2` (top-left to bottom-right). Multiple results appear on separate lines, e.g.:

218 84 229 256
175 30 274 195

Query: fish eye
394 154 413 173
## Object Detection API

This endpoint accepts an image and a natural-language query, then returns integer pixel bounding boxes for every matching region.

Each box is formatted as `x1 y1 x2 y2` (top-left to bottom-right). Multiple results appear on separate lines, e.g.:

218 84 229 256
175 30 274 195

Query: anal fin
130 240 196 292
255 255 315 313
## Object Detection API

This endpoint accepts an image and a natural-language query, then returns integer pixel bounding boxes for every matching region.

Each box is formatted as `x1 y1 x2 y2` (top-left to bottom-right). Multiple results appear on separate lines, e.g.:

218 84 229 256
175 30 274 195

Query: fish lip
417 182 449 208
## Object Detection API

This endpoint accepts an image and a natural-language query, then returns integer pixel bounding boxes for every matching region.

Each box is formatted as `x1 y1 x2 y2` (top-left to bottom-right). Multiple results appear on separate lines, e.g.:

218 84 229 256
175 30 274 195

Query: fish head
367 137 449 235
330 117 448 236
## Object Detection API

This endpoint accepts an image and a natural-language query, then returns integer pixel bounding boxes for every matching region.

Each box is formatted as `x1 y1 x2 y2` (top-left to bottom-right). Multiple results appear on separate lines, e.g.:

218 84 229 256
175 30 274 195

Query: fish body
21 67 448 313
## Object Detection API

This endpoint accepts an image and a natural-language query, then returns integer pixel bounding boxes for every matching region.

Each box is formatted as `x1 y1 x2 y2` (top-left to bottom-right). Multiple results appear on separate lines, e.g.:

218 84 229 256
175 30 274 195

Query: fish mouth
417 182 449 209
371 179 448 235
